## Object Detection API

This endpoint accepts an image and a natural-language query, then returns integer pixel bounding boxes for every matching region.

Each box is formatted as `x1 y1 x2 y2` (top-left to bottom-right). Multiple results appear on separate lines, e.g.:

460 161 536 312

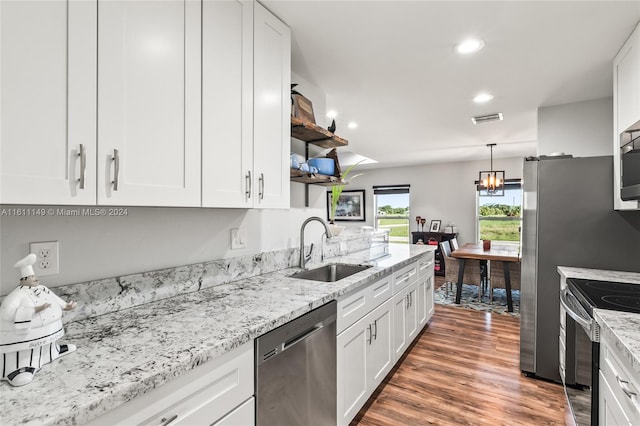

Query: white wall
538 97 613 157
336 157 525 246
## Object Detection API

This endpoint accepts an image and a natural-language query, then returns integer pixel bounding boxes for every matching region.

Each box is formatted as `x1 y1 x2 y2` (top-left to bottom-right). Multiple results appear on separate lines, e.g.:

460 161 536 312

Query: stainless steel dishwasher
256 301 336 426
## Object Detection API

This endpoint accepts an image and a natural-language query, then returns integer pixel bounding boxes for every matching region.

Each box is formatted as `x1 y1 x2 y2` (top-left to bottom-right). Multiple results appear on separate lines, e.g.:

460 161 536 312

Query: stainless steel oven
560 278 640 426
620 119 640 201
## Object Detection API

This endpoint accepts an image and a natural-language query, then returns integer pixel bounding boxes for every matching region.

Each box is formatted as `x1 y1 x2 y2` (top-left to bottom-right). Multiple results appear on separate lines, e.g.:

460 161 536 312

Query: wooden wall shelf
290 169 346 186
290 116 348 148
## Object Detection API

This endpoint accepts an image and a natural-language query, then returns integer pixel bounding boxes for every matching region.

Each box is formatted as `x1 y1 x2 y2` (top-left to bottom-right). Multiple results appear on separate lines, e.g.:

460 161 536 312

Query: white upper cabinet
202 0 254 208
97 0 202 207
613 22 640 210
253 2 291 209
1 0 97 205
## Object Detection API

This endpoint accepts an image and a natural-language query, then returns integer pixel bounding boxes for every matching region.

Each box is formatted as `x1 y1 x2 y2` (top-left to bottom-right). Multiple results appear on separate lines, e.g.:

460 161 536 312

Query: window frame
475 179 522 244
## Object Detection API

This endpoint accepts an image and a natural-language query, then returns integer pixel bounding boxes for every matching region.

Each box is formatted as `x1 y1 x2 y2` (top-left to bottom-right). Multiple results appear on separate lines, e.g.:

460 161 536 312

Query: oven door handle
560 288 593 332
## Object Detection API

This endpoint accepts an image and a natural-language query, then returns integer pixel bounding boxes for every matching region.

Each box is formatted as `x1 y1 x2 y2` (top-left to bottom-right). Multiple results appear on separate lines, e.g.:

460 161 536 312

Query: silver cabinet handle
405 294 409 309
367 324 372 345
112 149 120 190
159 414 178 426
259 173 264 200
246 171 252 198
372 320 378 340
77 144 86 189
616 375 638 398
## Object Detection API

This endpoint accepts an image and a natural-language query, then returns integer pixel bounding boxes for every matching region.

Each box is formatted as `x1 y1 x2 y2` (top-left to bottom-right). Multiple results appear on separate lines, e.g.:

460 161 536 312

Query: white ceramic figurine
0 254 77 386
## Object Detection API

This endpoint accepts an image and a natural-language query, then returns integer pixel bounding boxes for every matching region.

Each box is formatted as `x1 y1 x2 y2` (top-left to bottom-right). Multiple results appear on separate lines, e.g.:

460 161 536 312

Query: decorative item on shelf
291 84 315 124
444 225 453 234
420 218 426 232
479 143 505 196
483 239 492 251
429 219 441 233
327 160 364 224
328 119 336 133
324 148 342 178
290 153 300 169
0 254 77 387
415 216 421 232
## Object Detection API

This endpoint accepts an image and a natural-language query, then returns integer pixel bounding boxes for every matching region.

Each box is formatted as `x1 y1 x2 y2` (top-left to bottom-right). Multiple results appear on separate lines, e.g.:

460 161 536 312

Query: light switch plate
30 241 59 276
231 228 247 250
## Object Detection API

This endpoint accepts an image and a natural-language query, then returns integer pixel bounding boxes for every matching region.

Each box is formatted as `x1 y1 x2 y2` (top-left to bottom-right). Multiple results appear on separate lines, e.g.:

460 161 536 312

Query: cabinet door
392 288 408 362
213 397 254 426
425 274 435 323
97 0 201 206
613 22 640 211
600 372 633 426
1 0 96 205
202 0 253 207
367 299 393 391
253 3 290 209
615 25 640 133
337 319 370 426
406 282 419 341
417 276 427 328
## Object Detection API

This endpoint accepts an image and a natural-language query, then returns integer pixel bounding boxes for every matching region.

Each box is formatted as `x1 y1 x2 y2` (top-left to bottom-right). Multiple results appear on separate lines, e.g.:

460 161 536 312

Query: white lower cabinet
392 281 418 362
417 253 435 328
88 341 254 426
213 397 254 426
337 299 393 426
599 332 640 425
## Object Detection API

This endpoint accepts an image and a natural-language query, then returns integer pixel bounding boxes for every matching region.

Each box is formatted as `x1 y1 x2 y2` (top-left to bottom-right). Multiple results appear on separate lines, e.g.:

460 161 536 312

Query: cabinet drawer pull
367 324 372 345
112 149 120 190
77 144 86 189
160 414 178 426
616 375 638 398
372 320 378 340
259 173 264 200
246 170 252 198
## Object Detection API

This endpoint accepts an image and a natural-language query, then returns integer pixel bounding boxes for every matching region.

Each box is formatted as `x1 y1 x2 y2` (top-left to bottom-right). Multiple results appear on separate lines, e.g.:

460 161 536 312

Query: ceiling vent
471 113 503 124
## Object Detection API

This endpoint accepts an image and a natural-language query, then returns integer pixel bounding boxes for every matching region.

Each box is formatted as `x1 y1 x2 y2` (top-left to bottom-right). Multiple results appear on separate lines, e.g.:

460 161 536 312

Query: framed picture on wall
429 220 441 232
327 189 366 221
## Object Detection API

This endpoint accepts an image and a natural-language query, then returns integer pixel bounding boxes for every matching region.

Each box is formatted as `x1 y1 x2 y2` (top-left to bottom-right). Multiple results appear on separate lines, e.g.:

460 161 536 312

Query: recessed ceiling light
347 122 358 129
326 110 337 119
473 93 494 103
456 39 485 54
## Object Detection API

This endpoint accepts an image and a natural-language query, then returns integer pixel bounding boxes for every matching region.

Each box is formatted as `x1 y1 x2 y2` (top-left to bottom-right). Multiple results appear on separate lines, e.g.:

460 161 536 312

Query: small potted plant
329 161 363 235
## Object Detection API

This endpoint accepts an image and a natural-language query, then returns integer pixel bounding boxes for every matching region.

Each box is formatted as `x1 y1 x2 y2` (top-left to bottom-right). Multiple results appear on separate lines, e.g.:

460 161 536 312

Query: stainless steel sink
290 263 371 282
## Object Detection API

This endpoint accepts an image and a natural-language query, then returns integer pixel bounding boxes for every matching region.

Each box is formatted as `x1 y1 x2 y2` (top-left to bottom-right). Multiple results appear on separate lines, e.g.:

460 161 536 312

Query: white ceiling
263 0 640 168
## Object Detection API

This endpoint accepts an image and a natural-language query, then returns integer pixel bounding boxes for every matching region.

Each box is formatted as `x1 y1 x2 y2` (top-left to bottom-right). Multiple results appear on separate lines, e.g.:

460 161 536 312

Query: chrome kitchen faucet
299 216 333 268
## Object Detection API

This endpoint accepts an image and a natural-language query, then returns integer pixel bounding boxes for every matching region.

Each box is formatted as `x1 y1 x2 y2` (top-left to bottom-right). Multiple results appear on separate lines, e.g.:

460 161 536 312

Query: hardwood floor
352 295 572 425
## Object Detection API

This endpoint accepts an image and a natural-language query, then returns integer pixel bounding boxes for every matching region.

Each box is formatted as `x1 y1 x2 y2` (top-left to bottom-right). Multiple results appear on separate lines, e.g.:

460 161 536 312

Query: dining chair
488 260 521 302
440 242 484 299
449 237 459 251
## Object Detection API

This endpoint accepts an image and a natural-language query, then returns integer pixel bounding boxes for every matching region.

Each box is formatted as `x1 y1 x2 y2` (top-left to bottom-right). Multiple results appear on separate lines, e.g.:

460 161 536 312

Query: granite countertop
557 267 640 379
1 244 434 425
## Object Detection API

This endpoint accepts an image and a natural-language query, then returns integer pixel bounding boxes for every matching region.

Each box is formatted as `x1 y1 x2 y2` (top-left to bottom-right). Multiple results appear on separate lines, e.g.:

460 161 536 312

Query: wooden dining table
451 242 521 312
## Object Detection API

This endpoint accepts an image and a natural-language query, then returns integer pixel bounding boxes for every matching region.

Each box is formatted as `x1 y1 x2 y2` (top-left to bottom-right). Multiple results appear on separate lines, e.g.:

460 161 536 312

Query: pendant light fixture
479 143 505 196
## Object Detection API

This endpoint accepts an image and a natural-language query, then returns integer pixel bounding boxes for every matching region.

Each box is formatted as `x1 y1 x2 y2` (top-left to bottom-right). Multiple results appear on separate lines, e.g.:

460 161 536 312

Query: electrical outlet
29 241 59 276
231 228 247 250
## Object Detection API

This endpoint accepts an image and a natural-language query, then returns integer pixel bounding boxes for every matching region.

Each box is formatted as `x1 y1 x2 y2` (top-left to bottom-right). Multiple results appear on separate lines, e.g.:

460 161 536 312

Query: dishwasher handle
284 323 324 350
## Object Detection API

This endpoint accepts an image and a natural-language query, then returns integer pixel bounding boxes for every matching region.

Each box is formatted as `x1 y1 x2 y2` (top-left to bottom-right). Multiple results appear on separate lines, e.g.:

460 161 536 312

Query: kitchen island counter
1 244 434 425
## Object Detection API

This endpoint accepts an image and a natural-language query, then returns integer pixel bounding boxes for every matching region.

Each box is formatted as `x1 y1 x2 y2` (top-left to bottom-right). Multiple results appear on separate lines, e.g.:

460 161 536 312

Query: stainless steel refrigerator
520 155 640 382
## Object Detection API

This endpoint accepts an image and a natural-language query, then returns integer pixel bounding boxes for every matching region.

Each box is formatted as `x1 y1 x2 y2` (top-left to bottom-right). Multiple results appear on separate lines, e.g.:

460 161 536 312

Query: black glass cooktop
567 278 640 315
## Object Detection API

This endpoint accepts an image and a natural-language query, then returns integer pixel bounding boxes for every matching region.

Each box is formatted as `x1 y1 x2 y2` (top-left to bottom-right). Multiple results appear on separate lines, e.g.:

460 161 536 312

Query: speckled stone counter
0 244 434 425
557 267 640 379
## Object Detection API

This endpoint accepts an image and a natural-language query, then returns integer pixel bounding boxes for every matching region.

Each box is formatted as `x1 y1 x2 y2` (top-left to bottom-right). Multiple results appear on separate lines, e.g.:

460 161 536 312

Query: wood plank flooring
352 296 573 425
